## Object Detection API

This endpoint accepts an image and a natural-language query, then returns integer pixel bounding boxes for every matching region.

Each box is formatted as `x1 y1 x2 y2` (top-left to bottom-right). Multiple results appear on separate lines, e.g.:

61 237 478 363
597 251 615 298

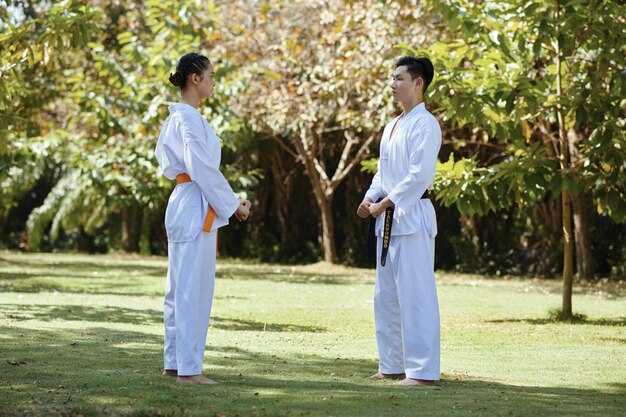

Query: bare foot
162 369 177 376
176 375 217 385
395 378 435 386
369 372 406 380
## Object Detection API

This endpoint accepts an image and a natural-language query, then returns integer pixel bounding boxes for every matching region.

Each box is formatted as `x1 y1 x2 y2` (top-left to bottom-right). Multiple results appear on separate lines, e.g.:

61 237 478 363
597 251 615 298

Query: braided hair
395 56 434 93
169 53 211 90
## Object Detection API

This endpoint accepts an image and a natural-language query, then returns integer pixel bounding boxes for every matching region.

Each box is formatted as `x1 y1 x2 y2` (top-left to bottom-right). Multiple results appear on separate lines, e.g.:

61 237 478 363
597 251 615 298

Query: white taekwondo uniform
364 102 442 380
155 103 239 376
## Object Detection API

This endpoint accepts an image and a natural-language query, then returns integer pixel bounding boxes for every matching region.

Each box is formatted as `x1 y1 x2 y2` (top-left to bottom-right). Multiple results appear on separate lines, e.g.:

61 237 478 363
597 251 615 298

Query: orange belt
176 173 216 233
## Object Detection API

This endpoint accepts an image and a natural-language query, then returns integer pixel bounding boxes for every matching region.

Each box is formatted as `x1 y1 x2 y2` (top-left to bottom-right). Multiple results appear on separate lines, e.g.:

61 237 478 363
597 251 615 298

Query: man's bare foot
369 372 406 380
395 378 435 386
176 375 217 385
162 369 177 376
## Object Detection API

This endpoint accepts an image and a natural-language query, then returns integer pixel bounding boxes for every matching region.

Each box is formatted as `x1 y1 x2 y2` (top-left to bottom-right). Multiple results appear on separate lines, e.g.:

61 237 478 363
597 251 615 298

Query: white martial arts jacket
155 103 240 242
365 103 442 237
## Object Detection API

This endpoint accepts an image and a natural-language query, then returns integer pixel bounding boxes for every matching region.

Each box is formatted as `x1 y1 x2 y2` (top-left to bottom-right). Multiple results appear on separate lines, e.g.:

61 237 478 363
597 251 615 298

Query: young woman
155 52 250 385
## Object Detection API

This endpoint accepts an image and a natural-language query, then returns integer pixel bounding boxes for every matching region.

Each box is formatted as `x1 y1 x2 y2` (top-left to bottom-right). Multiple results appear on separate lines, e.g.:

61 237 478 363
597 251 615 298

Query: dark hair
169 53 211 89
395 56 434 93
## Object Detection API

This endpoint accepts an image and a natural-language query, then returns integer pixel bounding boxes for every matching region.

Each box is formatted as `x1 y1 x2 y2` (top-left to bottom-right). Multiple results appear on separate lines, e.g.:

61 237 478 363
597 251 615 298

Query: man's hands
369 202 385 218
235 199 251 221
357 197 373 218
356 197 393 219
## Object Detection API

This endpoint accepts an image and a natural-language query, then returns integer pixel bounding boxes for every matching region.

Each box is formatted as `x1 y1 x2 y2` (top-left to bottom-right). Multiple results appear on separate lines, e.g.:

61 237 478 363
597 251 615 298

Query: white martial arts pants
164 230 217 376
374 230 440 380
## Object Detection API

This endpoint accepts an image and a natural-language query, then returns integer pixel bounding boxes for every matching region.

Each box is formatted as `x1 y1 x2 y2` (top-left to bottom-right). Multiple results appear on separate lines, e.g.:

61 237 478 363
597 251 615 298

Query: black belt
366 190 430 266
380 205 394 266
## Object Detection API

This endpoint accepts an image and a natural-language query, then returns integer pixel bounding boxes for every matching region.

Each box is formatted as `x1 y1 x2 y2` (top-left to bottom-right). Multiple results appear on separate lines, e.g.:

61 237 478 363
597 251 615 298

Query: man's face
391 66 421 103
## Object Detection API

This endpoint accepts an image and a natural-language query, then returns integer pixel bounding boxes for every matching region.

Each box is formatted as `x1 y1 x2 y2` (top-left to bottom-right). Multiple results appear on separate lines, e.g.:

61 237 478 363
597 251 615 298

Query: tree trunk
121 206 136 253
288 127 376 263
561 190 574 317
270 150 293 244
555 2 574 319
534 197 562 276
572 192 594 279
568 129 594 280
307 173 337 263
291 130 342 263
318 193 337 263
139 207 151 255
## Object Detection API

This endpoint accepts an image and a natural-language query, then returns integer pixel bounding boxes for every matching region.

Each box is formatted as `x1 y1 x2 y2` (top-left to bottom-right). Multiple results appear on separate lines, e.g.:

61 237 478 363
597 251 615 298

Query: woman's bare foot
162 369 177 376
395 378 435 386
176 375 217 384
369 372 406 380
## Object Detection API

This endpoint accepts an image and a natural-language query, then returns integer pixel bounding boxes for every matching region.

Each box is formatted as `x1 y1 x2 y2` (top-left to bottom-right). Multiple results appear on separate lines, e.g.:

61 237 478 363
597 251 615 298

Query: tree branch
269 134 299 160
328 130 377 193
333 130 357 181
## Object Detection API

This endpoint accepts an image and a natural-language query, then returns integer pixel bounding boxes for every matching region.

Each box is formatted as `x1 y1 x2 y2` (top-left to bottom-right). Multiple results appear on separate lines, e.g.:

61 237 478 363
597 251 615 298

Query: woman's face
195 63 215 99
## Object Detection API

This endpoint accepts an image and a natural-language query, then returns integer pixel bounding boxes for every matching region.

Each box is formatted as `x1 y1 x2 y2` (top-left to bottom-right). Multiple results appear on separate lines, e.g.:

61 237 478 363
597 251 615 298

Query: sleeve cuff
365 190 382 202
226 196 240 219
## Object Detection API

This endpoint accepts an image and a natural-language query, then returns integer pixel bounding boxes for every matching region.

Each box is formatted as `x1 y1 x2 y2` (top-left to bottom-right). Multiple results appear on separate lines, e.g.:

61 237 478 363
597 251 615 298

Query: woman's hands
235 199 251 221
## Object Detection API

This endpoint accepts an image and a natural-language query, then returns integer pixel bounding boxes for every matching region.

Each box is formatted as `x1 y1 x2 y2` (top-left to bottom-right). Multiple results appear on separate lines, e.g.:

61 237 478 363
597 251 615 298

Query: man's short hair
395 56 434 93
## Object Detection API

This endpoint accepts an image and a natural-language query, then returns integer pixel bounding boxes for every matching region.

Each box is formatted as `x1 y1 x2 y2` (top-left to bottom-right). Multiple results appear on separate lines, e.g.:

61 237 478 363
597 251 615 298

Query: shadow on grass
216 266 371 286
0 305 324 333
443 276 626 299
1 303 163 325
486 317 626 327
0 271 163 296
0 255 166 275
1 323 625 417
211 316 326 333
598 337 626 344
0 256 369 299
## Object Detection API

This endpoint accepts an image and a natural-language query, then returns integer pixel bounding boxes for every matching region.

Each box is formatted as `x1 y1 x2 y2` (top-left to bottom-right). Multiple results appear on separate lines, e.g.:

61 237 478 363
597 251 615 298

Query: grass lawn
0 251 624 417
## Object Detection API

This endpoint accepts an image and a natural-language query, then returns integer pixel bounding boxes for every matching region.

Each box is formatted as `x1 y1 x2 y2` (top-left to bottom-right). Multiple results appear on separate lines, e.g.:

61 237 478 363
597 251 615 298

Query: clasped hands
356 197 393 219
235 199 251 221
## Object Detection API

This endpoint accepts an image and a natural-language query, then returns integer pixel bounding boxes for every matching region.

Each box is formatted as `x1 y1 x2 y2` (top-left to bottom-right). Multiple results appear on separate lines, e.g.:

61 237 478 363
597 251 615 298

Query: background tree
1 0 259 253
1 0 624 286
215 0 441 262
0 1 100 242
414 0 626 318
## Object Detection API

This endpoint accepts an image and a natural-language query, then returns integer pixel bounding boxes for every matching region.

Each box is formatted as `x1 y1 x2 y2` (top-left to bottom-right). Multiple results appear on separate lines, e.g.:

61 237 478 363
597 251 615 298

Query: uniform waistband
175 173 216 233
176 173 192 184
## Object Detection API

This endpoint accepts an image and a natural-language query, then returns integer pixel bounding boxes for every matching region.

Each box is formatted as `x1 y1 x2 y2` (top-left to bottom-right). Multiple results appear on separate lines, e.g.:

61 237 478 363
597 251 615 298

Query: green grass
0 251 624 417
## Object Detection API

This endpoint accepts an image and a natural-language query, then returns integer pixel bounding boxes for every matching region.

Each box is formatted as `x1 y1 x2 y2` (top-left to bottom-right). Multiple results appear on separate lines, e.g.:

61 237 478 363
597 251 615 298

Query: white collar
168 102 199 113
402 102 426 119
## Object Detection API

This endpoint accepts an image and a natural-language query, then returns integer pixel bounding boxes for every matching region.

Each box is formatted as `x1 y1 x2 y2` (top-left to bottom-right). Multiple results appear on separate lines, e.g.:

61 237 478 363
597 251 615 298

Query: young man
356 56 442 386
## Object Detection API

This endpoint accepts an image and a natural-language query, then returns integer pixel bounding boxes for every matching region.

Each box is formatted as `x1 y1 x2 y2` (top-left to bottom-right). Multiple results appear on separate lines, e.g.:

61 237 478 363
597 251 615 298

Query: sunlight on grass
0 251 624 417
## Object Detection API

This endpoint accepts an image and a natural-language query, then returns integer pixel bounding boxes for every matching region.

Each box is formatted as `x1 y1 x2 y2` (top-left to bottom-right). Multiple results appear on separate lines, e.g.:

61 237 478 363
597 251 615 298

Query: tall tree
1 0 259 252
420 0 625 318
0 0 99 231
216 0 440 262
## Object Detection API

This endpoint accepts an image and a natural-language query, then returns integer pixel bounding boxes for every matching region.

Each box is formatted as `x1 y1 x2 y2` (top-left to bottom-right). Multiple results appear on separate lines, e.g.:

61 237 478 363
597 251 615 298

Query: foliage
1 0 624 277
214 0 442 261
421 0 626 221
0 0 259 251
